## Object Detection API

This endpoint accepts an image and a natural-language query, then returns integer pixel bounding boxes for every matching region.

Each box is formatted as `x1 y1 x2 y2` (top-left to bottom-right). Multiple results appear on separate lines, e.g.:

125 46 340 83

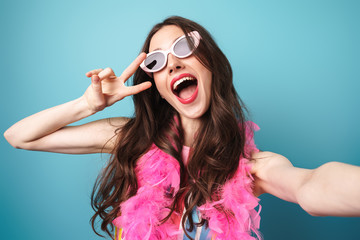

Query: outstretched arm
4 53 151 154
251 151 360 217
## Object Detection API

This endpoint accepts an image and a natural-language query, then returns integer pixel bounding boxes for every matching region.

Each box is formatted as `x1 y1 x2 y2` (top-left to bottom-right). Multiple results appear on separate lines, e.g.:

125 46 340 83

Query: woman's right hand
4 53 151 154
83 52 152 113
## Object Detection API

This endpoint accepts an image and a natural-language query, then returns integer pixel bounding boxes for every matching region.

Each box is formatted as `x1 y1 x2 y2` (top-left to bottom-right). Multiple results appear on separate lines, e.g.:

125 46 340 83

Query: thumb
91 75 105 106
91 75 102 93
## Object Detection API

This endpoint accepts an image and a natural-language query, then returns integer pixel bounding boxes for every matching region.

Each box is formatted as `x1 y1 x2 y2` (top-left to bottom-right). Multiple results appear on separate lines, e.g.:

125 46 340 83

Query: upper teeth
173 77 196 91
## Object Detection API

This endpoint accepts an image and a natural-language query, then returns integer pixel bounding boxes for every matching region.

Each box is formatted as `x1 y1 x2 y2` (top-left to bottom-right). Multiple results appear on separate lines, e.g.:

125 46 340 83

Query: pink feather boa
112 121 261 240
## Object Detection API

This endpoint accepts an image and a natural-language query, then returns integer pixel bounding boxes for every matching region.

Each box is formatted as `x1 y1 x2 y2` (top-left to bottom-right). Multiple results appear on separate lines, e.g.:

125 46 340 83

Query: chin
178 105 209 121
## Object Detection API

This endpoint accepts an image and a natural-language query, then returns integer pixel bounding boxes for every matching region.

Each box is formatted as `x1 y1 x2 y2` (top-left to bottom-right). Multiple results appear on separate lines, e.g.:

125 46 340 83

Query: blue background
1 0 359 239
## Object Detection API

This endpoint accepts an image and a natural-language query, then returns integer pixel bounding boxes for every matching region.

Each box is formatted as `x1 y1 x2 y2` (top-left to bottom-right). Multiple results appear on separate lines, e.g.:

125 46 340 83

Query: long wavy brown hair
91 16 250 239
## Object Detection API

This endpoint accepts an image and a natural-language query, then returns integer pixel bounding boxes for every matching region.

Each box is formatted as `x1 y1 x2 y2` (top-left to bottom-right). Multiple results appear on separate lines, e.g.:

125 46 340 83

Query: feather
113 145 181 239
113 121 262 240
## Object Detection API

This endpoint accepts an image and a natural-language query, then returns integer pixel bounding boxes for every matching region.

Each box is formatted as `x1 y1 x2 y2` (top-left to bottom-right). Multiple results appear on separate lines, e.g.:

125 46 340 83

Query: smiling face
149 25 212 122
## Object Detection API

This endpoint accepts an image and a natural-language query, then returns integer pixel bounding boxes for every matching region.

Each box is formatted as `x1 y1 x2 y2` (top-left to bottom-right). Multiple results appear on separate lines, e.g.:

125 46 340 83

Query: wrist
76 96 98 117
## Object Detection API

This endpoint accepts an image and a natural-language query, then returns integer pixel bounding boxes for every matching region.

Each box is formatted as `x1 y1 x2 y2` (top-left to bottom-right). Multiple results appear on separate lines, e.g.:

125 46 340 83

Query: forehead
149 25 184 52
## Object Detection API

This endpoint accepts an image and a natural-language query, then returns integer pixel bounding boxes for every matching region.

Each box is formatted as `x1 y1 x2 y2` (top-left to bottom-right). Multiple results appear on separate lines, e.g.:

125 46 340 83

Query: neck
180 116 201 147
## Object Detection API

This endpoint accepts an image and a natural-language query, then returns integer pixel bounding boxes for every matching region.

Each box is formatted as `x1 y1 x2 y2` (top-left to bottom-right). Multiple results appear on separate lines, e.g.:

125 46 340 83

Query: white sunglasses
140 31 201 73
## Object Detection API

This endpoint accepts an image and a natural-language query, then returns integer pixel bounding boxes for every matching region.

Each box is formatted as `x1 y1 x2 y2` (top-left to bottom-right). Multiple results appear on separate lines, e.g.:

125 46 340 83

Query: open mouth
172 75 198 103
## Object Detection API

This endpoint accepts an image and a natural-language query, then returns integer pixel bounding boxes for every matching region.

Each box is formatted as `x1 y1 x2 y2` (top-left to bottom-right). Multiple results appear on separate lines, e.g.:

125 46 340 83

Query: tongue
179 85 197 99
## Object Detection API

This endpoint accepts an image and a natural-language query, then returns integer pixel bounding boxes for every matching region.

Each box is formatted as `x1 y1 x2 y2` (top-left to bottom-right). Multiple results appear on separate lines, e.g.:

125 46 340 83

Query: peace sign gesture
83 53 152 113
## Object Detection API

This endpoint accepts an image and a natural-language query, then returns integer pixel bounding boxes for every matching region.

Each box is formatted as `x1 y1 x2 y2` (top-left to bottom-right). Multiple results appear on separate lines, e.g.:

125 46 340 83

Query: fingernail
92 76 99 83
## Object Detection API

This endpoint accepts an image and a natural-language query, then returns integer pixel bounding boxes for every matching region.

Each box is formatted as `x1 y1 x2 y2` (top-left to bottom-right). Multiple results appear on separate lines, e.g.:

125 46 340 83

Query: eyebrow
151 34 184 52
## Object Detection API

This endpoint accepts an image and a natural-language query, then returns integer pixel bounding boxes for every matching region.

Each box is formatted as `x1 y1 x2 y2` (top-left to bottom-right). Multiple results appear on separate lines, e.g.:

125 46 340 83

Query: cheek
153 74 168 97
202 70 213 92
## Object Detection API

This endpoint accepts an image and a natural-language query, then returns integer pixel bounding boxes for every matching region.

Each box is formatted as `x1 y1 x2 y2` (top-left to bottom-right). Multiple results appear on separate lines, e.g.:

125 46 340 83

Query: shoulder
249 151 293 196
104 117 130 128
250 151 292 173
94 117 130 152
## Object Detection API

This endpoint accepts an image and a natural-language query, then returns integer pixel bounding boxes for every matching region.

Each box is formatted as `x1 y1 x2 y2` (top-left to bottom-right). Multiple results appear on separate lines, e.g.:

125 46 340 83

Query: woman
4 16 360 240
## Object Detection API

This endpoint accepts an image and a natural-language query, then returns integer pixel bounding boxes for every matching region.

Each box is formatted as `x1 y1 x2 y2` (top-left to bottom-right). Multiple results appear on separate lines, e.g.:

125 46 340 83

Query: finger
125 81 152 96
98 67 116 80
86 69 103 78
119 53 147 83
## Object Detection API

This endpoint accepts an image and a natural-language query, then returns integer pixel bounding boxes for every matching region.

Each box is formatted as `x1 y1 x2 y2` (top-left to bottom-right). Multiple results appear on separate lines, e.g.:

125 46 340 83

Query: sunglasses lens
144 52 165 71
173 37 195 57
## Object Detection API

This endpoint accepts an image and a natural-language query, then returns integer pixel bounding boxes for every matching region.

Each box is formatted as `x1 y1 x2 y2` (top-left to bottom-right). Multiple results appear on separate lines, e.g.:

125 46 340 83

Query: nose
167 53 184 74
